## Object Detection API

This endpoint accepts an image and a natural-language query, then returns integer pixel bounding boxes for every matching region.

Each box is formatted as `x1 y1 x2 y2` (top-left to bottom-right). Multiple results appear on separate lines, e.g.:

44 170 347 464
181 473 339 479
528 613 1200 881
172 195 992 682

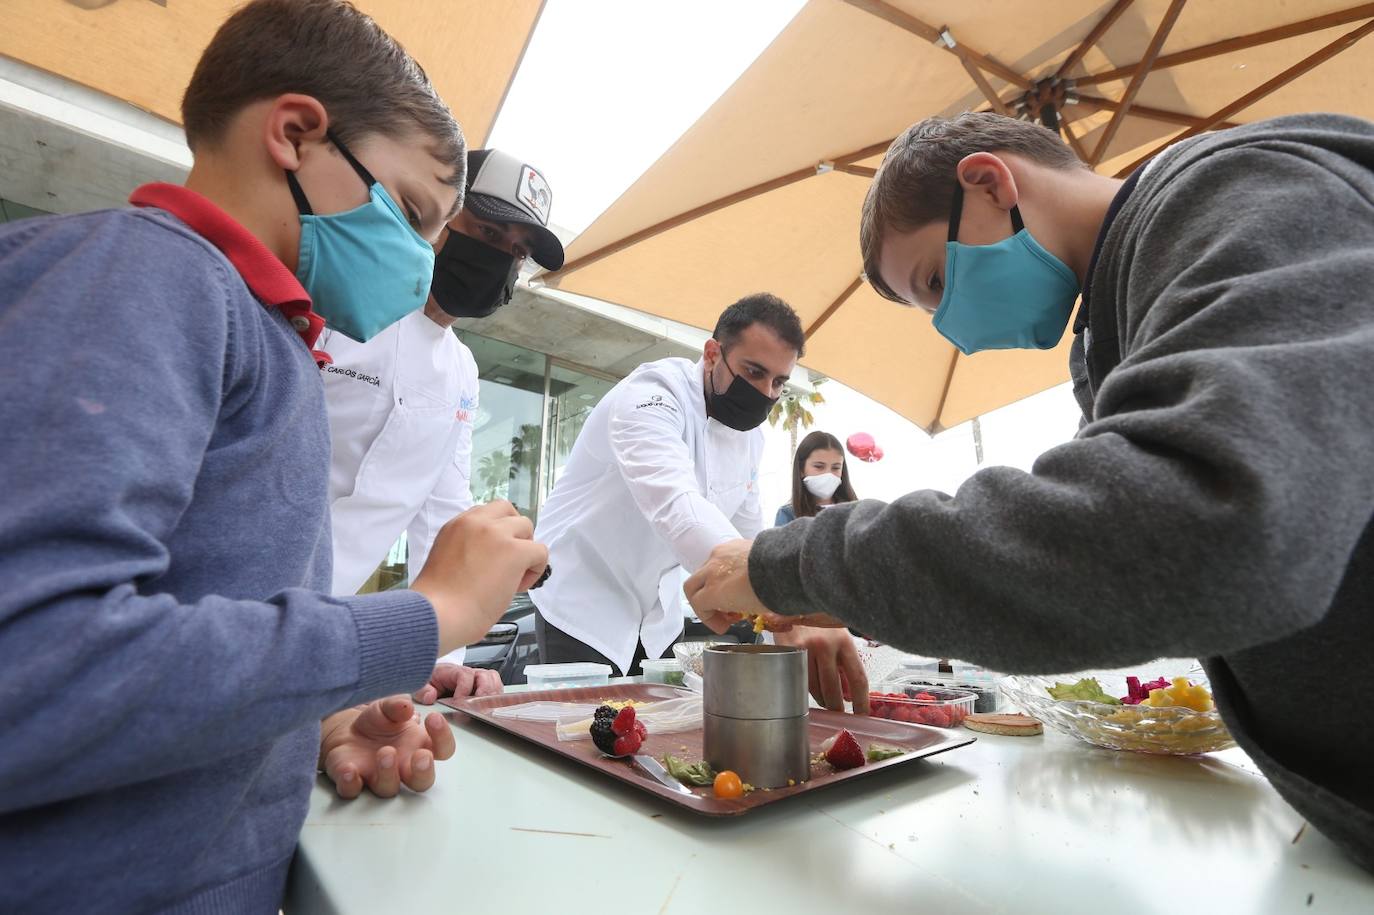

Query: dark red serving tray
442 683 975 816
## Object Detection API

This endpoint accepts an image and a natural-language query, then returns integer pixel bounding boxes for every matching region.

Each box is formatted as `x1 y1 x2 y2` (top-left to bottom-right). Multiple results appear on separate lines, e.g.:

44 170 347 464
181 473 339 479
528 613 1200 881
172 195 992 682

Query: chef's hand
685 539 851 633
413 663 504 705
319 696 456 799
412 501 547 655
773 626 870 715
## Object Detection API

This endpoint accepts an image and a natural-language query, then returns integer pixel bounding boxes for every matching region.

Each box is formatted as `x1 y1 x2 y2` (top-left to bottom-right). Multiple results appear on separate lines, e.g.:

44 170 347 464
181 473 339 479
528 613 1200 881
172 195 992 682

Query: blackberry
590 715 618 755
593 704 617 721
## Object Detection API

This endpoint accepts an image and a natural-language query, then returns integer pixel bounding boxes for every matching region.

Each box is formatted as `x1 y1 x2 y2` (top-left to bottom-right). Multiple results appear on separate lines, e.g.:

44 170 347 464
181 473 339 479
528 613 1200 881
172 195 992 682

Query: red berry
824 728 866 770
612 706 636 736
613 733 642 756
634 721 648 740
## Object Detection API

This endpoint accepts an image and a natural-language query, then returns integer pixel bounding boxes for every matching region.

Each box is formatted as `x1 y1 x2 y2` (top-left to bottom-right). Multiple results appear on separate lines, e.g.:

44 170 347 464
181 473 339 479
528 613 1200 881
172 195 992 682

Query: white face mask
802 472 843 500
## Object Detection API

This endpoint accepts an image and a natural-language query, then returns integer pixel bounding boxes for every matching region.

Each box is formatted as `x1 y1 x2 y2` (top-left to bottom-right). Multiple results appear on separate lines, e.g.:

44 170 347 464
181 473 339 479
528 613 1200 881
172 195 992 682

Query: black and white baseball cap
464 149 565 271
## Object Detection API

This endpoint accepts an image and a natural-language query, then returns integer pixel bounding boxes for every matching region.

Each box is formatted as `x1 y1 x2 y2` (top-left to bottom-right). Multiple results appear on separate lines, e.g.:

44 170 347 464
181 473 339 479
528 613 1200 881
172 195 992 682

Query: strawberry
634 720 648 741
611 706 637 736
613 732 642 756
824 728 866 770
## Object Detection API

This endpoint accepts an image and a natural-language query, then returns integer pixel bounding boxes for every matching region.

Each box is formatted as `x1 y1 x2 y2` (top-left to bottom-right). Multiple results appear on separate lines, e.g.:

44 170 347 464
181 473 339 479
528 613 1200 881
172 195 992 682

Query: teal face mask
286 130 436 342
931 183 1080 356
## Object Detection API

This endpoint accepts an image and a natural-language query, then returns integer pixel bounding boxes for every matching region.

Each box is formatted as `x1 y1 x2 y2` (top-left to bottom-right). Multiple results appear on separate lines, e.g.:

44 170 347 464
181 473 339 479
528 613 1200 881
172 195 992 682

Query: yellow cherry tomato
713 770 744 799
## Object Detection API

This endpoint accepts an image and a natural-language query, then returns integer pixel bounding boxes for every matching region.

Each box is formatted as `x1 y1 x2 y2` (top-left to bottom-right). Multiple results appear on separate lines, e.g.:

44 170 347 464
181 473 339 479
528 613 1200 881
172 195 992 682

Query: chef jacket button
290 315 311 332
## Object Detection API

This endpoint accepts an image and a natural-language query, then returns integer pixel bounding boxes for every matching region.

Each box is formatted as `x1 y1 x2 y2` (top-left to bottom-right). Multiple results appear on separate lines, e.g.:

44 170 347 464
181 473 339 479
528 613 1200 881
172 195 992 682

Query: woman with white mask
774 431 858 526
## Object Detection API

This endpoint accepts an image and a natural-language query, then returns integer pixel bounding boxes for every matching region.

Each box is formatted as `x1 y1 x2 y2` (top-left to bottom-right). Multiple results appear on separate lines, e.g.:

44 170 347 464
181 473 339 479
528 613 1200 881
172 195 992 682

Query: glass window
354 334 622 595
544 362 616 498
457 331 547 521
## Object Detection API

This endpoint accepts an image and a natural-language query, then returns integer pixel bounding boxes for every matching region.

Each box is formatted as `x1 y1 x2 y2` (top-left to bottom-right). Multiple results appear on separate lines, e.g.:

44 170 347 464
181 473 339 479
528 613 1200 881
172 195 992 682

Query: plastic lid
523 663 612 679
640 658 682 669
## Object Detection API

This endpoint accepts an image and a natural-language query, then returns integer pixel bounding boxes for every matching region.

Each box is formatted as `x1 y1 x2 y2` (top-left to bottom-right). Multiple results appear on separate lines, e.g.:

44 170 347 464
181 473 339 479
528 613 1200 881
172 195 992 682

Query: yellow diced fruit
752 614 766 634
1145 677 1214 712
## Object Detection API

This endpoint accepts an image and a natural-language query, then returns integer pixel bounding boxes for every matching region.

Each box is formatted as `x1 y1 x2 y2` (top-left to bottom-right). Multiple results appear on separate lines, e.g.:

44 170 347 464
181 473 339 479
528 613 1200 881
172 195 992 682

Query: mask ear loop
325 128 378 187
948 181 963 242
284 128 380 216
948 179 1027 239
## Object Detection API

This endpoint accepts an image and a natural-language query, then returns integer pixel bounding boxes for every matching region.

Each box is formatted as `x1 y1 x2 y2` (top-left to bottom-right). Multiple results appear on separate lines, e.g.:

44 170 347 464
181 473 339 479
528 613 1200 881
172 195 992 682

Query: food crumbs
787 778 796 787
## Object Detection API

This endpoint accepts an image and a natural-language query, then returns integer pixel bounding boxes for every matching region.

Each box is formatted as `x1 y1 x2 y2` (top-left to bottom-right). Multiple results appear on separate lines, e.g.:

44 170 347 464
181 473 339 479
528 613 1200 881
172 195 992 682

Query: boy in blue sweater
0 1 547 910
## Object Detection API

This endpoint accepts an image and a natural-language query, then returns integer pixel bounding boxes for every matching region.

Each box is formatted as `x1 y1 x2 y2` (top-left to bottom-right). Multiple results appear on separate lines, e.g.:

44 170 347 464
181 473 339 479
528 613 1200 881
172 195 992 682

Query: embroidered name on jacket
321 364 381 387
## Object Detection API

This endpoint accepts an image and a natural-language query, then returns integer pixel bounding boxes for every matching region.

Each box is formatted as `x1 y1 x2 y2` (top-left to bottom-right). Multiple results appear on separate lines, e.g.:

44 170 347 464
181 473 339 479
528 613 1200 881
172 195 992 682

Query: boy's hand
684 539 767 630
411 501 547 655
319 696 455 799
413 663 503 705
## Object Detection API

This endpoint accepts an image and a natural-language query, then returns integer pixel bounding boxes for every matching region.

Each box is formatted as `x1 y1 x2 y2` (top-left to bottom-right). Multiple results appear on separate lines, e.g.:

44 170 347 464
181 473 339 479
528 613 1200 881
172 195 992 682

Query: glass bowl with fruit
1001 664 1235 755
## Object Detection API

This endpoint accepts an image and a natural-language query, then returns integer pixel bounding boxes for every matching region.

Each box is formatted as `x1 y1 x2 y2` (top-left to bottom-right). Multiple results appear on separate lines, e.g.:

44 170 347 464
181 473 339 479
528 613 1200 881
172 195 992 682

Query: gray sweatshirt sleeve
749 143 1374 674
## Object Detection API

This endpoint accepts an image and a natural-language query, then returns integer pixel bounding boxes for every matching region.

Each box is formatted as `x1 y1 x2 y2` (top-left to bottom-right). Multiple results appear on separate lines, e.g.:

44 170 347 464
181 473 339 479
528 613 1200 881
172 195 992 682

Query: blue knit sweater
0 206 439 912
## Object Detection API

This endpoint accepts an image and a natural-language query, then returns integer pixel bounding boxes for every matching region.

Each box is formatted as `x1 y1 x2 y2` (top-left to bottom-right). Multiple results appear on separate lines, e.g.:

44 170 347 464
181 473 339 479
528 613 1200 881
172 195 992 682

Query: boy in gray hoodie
686 112 1374 871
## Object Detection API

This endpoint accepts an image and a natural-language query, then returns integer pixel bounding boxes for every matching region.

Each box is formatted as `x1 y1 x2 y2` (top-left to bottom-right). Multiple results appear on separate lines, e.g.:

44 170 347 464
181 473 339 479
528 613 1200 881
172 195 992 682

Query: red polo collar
129 183 330 362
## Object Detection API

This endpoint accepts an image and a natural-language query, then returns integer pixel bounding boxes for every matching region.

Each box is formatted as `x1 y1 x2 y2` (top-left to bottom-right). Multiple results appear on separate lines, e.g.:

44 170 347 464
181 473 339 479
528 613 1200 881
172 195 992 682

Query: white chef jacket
530 357 764 674
320 310 478 664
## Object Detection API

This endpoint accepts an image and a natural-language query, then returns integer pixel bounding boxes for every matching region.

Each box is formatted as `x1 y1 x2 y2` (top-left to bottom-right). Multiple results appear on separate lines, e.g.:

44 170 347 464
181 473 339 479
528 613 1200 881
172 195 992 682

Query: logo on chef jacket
748 467 757 492
456 393 478 423
635 393 675 411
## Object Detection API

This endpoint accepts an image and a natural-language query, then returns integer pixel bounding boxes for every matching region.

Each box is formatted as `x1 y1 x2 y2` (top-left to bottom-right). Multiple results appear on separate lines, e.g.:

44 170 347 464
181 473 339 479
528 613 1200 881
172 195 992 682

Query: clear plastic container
887 667 1006 714
523 662 612 690
639 658 686 686
868 684 977 728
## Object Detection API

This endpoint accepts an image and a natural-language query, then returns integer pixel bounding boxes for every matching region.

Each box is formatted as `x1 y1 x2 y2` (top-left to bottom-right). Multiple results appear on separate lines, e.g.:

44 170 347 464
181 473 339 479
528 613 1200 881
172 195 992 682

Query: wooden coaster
963 713 1043 736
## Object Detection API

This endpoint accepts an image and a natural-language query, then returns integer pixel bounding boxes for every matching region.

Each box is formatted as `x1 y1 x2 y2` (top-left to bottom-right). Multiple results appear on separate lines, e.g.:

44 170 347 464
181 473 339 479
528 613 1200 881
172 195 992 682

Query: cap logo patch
518 165 552 225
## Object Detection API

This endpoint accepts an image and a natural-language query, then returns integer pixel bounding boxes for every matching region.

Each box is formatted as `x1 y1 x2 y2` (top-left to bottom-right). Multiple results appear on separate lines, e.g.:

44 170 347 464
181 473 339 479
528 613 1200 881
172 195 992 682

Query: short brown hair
714 292 806 357
182 0 465 194
860 112 1082 304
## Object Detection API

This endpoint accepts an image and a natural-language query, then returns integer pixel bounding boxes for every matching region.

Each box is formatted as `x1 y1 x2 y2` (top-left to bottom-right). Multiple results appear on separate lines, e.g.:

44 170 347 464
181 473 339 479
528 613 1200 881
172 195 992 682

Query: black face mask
430 230 521 319
705 354 777 431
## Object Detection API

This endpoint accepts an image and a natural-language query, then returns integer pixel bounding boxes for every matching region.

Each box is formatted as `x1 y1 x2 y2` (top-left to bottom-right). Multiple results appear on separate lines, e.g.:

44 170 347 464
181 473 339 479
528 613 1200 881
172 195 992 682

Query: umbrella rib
1061 120 1091 164
1115 16 1374 176
803 276 864 340
1073 93 1239 130
840 0 1031 89
1090 0 1188 166
546 136 905 282
1055 0 1139 80
542 165 817 282
1076 2 1374 87
958 50 1012 115
836 164 878 178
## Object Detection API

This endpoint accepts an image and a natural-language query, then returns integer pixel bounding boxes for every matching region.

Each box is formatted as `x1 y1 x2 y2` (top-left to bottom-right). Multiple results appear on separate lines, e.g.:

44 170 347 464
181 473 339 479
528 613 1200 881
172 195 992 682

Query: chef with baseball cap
321 149 564 693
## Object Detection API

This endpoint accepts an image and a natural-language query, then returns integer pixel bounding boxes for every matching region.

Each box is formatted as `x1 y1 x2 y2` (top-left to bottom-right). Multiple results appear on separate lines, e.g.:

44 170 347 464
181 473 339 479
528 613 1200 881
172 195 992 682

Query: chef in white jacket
531 294 869 711
322 149 564 679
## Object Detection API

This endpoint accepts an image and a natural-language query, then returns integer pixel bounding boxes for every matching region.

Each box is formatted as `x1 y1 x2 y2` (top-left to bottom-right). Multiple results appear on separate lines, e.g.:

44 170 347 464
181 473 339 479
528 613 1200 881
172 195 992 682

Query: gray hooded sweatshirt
750 114 1374 871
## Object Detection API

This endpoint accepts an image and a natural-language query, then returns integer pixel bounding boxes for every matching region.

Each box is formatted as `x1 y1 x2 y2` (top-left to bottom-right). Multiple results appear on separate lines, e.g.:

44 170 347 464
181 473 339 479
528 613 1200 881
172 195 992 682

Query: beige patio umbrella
0 0 546 147
542 0 1374 433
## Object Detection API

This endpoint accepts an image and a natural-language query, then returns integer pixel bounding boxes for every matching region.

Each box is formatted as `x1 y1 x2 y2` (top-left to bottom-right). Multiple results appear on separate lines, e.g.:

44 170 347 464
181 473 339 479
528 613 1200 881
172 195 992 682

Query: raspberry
611 706 637 736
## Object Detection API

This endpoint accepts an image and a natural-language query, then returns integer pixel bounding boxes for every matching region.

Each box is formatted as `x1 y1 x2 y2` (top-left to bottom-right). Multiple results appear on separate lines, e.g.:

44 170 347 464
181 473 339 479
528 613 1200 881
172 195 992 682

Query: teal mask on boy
286 130 435 342
931 183 1080 356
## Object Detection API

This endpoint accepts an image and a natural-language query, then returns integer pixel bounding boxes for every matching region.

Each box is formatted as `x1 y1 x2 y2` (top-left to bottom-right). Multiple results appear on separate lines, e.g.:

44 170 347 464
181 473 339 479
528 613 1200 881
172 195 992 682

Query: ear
703 337 722 367
955 152 1019 212
262 93 330 172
